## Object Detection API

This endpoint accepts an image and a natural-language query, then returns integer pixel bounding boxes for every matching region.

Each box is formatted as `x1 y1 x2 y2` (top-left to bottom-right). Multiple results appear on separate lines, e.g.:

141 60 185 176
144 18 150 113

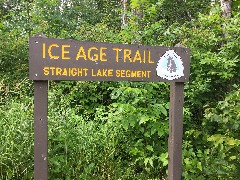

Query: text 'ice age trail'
42 43 154 64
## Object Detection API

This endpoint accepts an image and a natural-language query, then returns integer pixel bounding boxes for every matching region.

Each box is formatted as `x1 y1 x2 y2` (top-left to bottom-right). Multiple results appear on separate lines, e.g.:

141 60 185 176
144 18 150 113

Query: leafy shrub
0 99 34 179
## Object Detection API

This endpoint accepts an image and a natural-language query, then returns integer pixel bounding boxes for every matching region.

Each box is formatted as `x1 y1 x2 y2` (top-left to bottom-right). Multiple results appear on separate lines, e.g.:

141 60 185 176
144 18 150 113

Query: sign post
34 81 48 180
168 82 184 180
29 36 190 180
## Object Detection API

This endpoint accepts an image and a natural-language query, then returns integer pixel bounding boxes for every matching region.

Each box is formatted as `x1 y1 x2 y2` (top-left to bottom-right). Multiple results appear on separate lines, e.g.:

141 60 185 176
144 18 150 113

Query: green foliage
47 101 122 179
0 99 34 179
1 0 240 179
205 87 240 135
186 88 240 179
109 83 169 178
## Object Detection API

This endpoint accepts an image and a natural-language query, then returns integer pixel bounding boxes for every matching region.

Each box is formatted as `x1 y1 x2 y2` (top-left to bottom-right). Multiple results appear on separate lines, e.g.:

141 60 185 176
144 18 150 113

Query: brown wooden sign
29 37 190 82
30 35 190 180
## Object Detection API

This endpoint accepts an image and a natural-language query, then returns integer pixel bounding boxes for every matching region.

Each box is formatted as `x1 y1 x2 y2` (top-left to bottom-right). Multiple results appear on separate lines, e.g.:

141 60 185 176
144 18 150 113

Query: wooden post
34 80 48 180
168 82 184 180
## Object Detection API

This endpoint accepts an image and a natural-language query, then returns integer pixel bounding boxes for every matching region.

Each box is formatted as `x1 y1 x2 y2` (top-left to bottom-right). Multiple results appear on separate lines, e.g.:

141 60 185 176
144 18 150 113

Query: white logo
156 50 184 80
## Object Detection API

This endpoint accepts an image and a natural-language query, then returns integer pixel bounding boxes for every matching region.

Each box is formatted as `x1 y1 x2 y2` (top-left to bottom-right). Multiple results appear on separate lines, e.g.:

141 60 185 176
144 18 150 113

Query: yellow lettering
121 70 126 77
43 67 89 77
108 69 113 77
102 69 107 76
88 46 98 61
43 67 49 75
78 68 83 76
124 49 132 62
56 67 62 76
71 68 77 76
83 68 88 76
126 70 131 77
100 47 107 61
42 43 46 59
97 69 102 76
147 71 151 77
50 67 55 75
92 69 96 76
62 44 70 60
115 70 151 78
62 68 68 76
48 44 59 59
116 70 121 77
112 48 122 62
133 50 142 63
148 51 154 64
92 69 113 77
142 71 146 78
131 71 137 77
137 71 141 78
76 46 87 60
143 50 146 63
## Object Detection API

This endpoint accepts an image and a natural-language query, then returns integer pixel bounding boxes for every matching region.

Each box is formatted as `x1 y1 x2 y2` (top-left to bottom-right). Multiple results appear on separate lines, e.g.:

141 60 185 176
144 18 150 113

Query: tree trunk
211 0 216 7
220 0 232 18
121 0 127 28
219 0 232 45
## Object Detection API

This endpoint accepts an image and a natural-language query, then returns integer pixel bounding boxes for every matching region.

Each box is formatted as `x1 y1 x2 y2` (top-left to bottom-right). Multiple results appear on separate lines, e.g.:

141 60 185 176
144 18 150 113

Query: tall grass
0 92 144 179
0 99 34 179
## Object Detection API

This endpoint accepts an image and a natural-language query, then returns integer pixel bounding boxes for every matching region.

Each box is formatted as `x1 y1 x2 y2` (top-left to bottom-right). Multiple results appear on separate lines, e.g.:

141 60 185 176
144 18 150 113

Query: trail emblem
156 50 184 80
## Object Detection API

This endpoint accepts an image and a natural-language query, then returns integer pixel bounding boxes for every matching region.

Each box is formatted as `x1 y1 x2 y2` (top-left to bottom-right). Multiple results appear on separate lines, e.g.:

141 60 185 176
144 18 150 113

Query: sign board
30 35 190 180
29 37 190 82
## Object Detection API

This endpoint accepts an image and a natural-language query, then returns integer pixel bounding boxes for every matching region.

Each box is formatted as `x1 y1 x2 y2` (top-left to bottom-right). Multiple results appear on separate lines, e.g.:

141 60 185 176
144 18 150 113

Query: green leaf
139 115 151 124
122 120 129 130
155 104 168 116
230 156 237 160
197 162 202 171
144 158 149 166
146 145 153 152
149 158 154 167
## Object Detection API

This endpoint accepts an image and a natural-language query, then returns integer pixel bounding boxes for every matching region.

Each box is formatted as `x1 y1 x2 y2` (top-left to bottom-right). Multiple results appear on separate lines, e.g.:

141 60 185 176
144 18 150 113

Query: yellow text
43 67 88 76
115 70 151 78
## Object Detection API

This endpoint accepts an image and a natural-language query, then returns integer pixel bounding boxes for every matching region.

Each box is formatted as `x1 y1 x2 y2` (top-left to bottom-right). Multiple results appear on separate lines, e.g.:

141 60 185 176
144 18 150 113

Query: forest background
0 0 240 179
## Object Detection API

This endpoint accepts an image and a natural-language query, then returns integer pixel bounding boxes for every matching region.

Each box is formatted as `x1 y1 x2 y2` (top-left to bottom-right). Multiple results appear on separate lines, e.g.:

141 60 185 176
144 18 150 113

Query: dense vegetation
0 0 239 179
